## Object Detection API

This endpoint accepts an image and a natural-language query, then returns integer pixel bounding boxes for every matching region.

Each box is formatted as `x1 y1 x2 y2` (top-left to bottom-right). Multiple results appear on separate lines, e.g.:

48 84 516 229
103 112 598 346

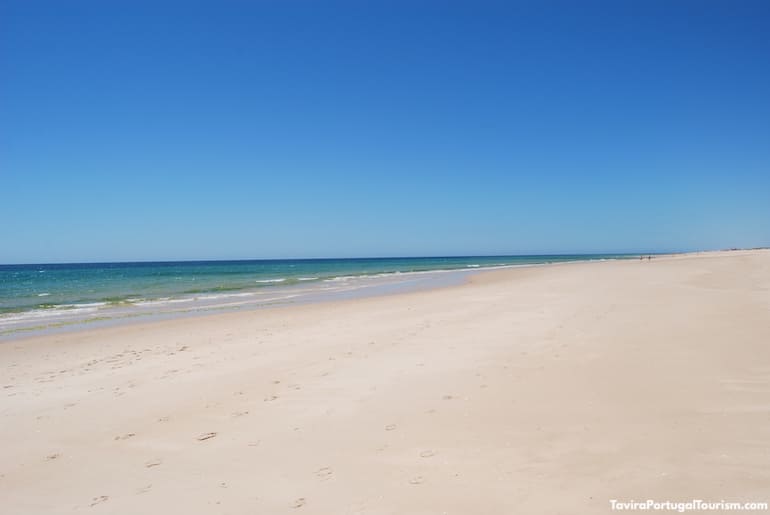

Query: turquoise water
0 255 636 335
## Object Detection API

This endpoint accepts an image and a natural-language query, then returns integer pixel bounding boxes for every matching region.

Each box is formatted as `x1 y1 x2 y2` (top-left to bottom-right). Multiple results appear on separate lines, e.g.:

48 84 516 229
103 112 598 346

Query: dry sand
1 250 769 514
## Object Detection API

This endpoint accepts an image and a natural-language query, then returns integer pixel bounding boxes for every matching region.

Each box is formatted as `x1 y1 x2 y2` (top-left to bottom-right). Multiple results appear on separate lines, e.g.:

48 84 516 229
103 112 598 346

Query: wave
0 304 103 326
255 278 286 284
131 297 196 307
196 292 258 301
57 302 108 309
323 275 359 282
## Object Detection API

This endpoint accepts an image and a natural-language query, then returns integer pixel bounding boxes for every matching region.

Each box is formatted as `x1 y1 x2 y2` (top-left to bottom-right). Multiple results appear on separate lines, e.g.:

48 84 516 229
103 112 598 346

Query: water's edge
0 255 639 341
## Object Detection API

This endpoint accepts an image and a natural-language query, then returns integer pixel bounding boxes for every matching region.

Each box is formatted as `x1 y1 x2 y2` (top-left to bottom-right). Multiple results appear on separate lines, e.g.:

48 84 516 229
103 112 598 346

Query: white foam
0 306 102 326
37 293 51 297
297 277 318 281
59 302 108 309
197 292 257 301
323 275 359 282
133 297 196 307
256 278 286 283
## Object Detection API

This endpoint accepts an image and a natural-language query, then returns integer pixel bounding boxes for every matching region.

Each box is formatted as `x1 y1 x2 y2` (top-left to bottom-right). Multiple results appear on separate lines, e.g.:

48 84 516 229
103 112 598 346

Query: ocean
0 254 635 337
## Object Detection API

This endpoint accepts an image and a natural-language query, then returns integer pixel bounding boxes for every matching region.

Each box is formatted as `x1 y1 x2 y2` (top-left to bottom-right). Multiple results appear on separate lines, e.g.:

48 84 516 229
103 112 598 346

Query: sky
1 0 769 263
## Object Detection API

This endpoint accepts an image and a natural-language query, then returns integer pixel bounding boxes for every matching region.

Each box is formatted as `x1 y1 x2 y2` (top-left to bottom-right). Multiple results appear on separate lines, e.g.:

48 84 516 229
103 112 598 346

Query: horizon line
0 249 721 267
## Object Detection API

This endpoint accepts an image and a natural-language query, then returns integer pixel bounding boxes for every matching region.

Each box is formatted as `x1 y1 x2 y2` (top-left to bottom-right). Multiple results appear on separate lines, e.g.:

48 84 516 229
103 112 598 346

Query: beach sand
1 250 769 514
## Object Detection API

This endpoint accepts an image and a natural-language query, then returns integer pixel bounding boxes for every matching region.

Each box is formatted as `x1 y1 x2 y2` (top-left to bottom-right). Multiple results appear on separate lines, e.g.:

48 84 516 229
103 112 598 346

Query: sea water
0 254 635 337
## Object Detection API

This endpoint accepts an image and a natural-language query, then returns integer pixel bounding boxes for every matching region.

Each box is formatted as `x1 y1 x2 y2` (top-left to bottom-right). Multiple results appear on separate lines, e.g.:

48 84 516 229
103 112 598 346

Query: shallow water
0 255 635 338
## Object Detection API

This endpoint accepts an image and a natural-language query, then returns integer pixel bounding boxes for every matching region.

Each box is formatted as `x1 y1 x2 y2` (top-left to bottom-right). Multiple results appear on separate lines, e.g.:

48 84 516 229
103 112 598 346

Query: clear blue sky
2 1 768 263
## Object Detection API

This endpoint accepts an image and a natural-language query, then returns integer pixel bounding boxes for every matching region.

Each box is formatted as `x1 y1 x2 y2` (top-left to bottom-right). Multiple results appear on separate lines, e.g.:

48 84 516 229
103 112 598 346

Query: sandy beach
1 250 768 514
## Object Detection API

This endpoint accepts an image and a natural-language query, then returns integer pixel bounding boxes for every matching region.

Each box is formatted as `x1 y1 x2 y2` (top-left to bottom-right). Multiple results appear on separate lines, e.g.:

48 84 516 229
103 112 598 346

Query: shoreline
0 255 641 342
0 248 752 348
1 249 768 514
0 265 478 341
0 250 737 343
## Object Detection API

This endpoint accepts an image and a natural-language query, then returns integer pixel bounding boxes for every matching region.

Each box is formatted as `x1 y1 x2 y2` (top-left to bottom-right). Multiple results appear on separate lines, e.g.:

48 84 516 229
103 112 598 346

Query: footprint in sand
115 433 136 441
315 467 333 480
442 395 454 400
135 484 152 494
409 476 425 485
292 497 306 508
145 459 162 468
385 424 397 431
419 450 435 458
45 453 60 461
264 395 278 402
231 411 249 418
197 432 217 441
90 495 109 507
